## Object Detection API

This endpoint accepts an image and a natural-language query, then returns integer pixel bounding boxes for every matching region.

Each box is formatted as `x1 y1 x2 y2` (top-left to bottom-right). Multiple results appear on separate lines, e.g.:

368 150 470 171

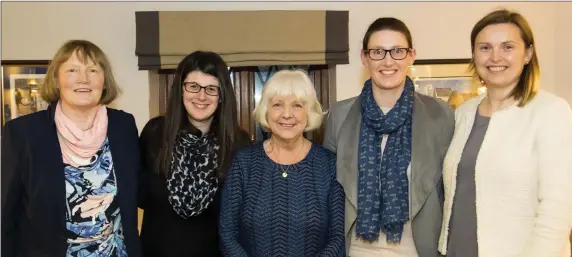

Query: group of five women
3 8 572 257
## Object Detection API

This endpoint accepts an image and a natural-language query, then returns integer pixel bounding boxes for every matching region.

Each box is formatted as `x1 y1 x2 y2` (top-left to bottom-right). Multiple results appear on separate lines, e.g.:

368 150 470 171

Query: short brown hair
469 9 539 107
40 39 121 104
362 17 413 50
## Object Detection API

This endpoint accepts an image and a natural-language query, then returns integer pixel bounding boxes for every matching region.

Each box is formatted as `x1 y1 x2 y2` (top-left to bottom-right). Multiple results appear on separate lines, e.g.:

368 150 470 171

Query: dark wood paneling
307 65 334 144
231 67 256 140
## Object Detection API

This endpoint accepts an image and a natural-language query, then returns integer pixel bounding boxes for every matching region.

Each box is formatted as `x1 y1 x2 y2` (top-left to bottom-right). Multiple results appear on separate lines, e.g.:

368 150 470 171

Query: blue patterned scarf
356 77 414 243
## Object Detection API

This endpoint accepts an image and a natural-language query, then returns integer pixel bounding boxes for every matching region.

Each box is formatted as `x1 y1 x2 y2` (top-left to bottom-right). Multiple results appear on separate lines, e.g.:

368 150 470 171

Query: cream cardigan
438 91 572 257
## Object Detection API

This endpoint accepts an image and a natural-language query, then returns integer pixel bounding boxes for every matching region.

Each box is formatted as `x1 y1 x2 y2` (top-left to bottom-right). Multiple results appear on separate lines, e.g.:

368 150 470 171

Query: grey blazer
323 93 454 257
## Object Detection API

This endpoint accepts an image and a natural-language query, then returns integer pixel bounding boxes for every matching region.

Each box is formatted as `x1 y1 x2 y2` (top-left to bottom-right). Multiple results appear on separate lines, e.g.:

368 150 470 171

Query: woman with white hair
219 69 345 257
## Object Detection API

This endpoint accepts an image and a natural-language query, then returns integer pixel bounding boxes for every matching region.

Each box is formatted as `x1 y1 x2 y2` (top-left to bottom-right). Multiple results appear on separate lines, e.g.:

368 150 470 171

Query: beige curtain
135 10 349 70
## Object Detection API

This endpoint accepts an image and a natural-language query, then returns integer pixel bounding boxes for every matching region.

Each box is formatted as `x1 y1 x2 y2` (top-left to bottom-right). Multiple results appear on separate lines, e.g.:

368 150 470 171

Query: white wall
2 2 571 131
555 2 572 105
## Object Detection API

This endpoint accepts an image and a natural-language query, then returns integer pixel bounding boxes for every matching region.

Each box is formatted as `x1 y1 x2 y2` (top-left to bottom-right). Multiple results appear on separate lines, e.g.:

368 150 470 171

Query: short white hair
253 69 324 132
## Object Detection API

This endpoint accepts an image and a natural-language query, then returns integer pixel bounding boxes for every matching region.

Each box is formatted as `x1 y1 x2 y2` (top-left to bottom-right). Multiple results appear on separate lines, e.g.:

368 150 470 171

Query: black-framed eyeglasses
183 82 220 96
364 48 412 61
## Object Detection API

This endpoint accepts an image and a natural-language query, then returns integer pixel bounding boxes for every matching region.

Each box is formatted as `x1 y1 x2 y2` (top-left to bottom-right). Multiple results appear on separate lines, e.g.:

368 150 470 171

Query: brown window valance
135 10 349 70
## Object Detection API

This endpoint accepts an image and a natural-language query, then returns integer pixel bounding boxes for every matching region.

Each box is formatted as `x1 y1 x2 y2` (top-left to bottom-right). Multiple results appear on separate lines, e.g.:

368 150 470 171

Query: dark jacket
138 116 251 257
1 103 143 257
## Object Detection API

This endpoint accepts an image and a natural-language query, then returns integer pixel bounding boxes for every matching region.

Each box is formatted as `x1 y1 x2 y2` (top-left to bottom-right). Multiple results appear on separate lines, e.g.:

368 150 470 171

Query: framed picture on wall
1 60 50 126
408 59 486 110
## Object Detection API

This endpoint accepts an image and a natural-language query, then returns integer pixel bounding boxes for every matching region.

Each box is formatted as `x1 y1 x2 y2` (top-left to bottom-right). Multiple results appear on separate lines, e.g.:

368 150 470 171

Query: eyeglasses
364 48 412 61
183 82 220 96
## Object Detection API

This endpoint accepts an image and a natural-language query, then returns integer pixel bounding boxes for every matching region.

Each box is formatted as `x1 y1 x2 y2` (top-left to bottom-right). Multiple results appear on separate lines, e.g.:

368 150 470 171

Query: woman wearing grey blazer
323 17 454 257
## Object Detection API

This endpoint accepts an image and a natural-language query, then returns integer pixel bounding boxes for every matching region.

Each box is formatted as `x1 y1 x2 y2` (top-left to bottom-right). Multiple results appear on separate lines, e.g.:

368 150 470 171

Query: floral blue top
64 138 126 257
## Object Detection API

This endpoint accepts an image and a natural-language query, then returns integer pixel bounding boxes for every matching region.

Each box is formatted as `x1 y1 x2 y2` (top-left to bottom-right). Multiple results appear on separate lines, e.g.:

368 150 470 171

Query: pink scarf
55 101 108 167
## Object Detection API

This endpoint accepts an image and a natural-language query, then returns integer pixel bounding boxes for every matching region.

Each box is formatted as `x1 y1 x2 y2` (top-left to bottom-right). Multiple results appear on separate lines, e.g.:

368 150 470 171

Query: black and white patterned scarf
166 131 219 219
356 77 414 243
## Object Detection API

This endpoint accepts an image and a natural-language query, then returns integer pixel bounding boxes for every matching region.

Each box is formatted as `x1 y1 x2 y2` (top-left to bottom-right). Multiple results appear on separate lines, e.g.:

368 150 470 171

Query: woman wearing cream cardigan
438 9 572 257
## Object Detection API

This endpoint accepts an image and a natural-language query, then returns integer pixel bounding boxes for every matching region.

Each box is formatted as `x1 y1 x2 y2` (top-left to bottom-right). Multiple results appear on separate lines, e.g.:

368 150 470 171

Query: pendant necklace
280 166 290 178
275 140 306 178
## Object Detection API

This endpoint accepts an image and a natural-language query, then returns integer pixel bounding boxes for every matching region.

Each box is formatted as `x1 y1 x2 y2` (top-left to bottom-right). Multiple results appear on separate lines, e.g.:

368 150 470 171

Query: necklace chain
271 139 306 178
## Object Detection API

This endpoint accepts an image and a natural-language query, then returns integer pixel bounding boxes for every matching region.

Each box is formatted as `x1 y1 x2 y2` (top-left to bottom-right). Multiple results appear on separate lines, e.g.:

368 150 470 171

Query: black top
1 103 143 257
138 116 251 257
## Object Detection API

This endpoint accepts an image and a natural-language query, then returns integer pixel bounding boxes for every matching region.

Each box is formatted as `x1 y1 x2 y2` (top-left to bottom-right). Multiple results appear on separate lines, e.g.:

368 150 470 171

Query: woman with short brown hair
40 40 121 105
1 39 142 257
